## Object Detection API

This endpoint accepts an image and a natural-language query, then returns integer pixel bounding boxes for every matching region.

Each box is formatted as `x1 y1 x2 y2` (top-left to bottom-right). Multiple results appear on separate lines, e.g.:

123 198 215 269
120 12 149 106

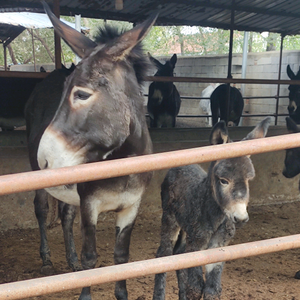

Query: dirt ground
1 198 300 300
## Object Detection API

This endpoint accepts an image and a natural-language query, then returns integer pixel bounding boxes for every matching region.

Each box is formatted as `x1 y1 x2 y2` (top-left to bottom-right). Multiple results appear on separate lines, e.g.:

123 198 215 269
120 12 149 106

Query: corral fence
1 133 300 299
144 94 290 120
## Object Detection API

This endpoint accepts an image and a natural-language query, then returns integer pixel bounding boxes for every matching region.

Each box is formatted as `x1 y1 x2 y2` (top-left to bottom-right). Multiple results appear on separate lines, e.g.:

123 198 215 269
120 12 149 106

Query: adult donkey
25 2 156 300
287 65 300 124
210 84 244 126
147 53 181 127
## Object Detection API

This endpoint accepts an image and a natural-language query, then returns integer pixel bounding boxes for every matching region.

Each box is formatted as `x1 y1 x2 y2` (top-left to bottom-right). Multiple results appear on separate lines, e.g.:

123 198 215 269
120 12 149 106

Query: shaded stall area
1 1 300 300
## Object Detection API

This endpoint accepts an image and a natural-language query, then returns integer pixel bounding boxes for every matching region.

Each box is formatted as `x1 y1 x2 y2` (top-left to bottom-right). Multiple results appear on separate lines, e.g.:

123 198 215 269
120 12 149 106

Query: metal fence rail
0 234 300 300
1 133 300 299
0 133 300 196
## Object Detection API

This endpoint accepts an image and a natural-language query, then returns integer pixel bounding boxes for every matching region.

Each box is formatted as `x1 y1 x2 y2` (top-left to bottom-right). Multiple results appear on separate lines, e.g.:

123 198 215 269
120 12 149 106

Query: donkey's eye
219 178 229 186
74 90 91 101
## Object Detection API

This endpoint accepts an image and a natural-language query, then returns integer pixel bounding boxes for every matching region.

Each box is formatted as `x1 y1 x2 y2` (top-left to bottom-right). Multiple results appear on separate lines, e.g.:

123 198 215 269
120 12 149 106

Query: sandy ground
1 198 300 300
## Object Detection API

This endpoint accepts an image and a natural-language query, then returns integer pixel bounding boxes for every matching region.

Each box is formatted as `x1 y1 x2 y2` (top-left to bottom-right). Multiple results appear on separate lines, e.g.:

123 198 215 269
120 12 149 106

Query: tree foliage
1 16 300 67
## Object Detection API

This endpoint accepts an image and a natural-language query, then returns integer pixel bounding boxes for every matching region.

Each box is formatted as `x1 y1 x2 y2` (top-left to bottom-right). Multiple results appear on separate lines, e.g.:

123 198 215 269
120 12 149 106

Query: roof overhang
0 0 299 35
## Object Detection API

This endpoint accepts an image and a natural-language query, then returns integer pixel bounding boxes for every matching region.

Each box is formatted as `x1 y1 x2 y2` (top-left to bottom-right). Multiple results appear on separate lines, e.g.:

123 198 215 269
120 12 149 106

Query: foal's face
212 156 255 224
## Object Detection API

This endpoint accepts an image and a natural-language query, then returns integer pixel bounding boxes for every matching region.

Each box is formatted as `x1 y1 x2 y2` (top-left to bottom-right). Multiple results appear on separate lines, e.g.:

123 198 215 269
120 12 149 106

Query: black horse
287 65 300 124
25 2 156 299
147 53 181 128
210 84 244 126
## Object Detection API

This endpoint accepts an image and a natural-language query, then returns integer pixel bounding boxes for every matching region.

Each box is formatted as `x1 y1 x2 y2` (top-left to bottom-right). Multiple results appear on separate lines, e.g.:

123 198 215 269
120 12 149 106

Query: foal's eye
219 178 229 186
74 90 91 101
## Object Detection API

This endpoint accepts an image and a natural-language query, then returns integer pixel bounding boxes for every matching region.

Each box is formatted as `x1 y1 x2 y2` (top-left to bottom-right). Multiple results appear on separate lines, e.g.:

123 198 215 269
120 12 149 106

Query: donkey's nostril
234 215 249 223
43 160 48 169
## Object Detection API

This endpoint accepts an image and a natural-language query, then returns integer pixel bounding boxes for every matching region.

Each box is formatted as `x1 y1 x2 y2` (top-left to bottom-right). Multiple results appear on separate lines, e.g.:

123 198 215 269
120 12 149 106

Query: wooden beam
53 0 62 69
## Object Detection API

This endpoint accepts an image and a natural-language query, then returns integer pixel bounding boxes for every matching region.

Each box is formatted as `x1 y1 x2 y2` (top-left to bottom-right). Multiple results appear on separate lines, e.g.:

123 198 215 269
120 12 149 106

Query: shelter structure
0 11 87 70
1 0 300 124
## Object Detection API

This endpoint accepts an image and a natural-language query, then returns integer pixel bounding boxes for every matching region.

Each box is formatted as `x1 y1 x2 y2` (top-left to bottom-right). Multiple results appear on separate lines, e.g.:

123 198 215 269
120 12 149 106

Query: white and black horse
25 3 156 300
210 84 244 126
287 65 300 124
147 53 181 128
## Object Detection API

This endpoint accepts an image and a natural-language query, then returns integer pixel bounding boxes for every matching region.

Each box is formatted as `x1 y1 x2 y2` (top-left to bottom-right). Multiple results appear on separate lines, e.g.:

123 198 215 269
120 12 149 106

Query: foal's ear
105 13 158 60
242 117 271 141
148 52 163 69
286 117 300 133
287 65 296 80
43 1 97 58
209 121 230 145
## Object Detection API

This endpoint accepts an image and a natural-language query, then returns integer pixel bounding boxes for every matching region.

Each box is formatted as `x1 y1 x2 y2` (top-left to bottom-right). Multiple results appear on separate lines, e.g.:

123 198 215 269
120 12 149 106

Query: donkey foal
153 117 271 300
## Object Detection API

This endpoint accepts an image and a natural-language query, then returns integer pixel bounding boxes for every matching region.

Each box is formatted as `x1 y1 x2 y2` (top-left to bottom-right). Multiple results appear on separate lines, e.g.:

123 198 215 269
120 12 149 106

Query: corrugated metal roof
0 0 299 35
0 11 87 45
0 11 83 29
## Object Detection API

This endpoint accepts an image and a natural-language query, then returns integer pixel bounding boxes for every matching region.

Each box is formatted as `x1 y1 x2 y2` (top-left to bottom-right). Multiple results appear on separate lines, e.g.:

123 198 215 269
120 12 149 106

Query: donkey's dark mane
93 25 149 85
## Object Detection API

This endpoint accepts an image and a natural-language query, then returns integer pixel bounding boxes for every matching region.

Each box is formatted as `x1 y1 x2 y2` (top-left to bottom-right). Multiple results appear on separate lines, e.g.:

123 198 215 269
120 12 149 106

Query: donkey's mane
93 25 149 85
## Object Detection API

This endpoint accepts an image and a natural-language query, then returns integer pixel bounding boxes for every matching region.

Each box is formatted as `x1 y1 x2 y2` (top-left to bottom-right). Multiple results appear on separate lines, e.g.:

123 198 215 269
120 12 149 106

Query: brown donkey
25 2 157 299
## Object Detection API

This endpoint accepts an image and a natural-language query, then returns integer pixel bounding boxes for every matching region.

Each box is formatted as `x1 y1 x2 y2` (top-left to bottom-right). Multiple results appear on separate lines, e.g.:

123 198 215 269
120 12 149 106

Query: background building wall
144 50 300 126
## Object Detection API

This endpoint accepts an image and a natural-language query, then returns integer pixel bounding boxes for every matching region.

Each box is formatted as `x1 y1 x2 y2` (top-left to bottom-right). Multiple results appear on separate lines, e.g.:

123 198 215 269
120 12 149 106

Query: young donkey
25 2 157 300
153 117 271 300
147 53 181 127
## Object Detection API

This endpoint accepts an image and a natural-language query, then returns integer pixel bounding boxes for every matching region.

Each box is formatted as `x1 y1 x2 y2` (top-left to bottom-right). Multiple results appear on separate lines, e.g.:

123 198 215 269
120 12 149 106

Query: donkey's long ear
170 53 177 67
148 52 163 69
42 1 97 58
104 13 158 60
286 117 300 133
209 121 230 145
287 65 296 80
243 117 271 141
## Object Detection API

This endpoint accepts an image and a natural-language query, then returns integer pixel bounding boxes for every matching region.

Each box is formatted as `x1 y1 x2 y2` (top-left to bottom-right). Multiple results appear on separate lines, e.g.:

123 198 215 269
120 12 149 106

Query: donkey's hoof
78 287 92 300
295 270 300 279
41 263 55 276
71 263 83 272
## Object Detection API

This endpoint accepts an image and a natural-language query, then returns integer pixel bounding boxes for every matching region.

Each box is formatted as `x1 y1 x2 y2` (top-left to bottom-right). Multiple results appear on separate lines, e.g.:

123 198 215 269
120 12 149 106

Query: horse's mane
93 25 149 85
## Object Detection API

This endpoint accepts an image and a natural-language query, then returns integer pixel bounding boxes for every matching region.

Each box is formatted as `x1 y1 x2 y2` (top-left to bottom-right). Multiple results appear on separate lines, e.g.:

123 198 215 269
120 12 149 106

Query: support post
53 0 62 69
226 0 235 125
240 31 249 125
4 45 7 71
75 14 81 64
275 34 285 125
31 29 37 72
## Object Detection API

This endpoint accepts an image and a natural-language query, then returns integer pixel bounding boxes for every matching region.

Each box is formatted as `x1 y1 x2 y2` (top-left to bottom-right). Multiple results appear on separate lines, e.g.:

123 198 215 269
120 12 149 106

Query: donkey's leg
78 200 98 300
210 98 219 127
34 189 54 275
184 236 206 300
203 220 235 300
58 201 81 271
114 202 140 300
173 231 187 300
153 212 180 300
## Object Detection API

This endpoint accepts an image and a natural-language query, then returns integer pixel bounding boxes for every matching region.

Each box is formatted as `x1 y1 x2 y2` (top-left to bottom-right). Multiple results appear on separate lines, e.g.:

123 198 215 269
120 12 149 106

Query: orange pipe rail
0 234 300 299
0 133 299 196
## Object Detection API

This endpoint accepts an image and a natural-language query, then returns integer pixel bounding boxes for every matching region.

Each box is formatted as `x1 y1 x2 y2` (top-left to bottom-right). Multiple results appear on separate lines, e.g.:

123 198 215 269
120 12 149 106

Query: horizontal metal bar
144 95 289 100
0 71 47 79
0 133 298 196
1 72 299 86
146 76 300 85
172 113 288 118
0 234 299 300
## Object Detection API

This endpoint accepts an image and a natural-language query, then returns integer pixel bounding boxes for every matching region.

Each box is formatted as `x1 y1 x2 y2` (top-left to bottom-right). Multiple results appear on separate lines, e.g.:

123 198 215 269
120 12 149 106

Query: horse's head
287 65 300 121
148 53 177 77
38 2 156 170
